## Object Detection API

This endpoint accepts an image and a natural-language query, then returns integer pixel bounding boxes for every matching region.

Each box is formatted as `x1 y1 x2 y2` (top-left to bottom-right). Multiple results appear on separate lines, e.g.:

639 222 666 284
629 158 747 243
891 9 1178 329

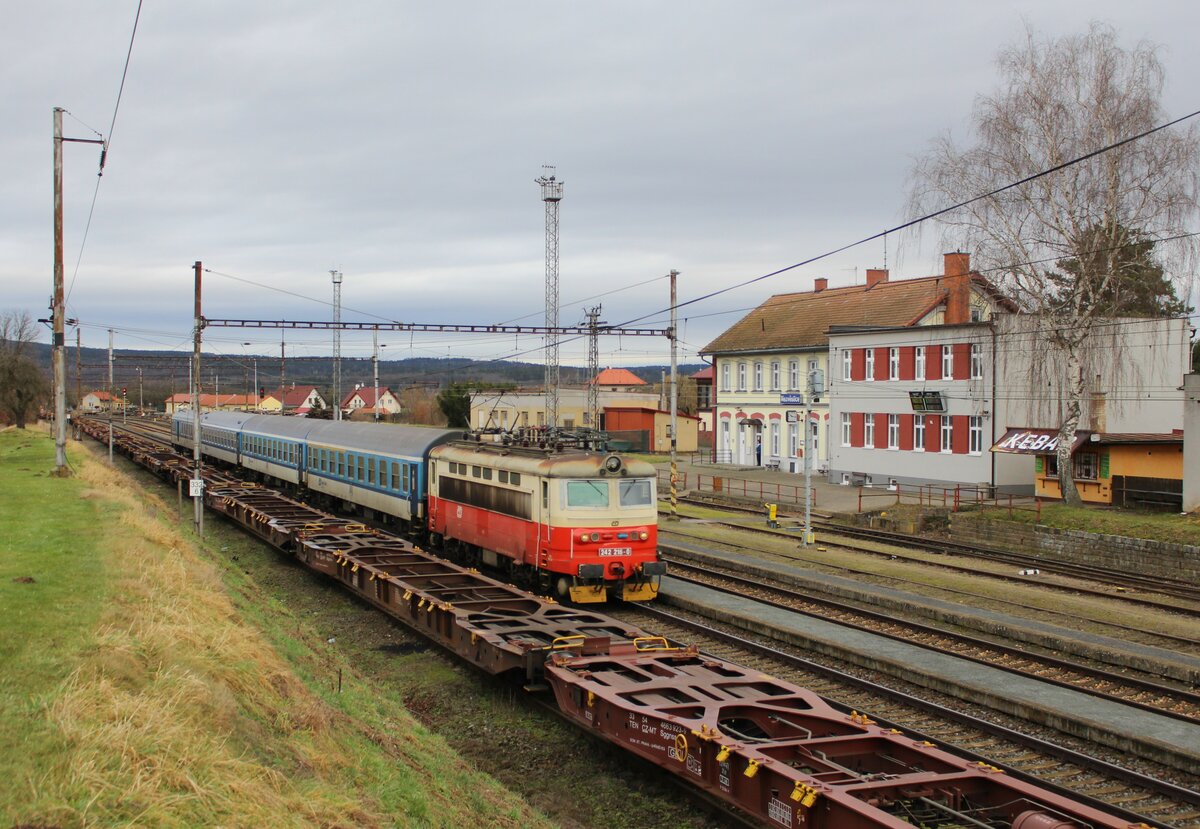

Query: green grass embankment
0 428 554 829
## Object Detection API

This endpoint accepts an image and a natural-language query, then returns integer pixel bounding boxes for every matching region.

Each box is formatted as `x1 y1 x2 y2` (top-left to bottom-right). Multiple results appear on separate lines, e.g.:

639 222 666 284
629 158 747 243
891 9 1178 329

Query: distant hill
25 342 705 398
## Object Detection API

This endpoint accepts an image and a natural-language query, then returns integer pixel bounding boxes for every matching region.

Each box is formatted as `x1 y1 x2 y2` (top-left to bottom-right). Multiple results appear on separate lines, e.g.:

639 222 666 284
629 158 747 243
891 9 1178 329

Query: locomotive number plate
598 547 632 557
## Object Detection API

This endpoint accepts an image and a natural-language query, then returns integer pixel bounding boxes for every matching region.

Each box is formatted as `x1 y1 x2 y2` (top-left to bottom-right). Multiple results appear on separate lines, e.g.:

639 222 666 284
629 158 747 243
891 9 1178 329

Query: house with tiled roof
164 393 259 414
701 253 1012 471
80 390 115 412
592 367 648 391
260 385 327 415
340 385 402 419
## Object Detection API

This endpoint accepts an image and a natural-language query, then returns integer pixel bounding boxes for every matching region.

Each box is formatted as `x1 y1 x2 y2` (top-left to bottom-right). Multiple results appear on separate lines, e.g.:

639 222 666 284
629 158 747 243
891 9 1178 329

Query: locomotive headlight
639 531 649 541
604 456 622 473
579 532 589 543
590 532 601 542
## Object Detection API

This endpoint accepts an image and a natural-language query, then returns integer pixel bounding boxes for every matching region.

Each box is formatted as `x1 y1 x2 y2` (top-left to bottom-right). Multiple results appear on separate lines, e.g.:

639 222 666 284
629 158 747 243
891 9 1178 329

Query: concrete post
1184 374 1199 513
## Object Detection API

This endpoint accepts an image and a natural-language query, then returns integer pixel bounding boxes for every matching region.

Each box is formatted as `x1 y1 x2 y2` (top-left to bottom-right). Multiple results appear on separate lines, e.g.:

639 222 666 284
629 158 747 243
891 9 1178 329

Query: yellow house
1018 431 1185 508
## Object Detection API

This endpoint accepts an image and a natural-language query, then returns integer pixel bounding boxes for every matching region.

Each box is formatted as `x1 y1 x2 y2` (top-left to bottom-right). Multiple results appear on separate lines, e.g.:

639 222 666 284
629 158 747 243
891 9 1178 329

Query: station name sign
779 393 803 405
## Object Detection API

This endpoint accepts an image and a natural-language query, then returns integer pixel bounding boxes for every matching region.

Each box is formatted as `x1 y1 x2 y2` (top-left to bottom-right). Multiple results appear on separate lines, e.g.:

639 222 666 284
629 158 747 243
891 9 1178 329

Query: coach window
618 479 653 507
367 458 375 485
510 472 520 485
482 468 492 480
472 465 482 478
566 480 610 508
357 457 365 482
338 453 346 478
409 465 417 493
499 470 509 484
391 462 400 490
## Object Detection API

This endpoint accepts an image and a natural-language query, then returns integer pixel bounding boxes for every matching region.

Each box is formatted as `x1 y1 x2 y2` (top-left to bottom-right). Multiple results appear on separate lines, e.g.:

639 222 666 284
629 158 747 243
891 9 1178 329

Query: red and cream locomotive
427 439 665 602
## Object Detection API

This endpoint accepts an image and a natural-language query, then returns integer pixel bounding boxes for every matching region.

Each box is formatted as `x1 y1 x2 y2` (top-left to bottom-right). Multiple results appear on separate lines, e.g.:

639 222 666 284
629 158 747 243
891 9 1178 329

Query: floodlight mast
536 167 563 432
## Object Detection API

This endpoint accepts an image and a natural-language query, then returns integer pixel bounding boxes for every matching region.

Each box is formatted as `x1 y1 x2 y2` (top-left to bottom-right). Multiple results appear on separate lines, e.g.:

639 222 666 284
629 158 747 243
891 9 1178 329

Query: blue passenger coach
172 411 460 531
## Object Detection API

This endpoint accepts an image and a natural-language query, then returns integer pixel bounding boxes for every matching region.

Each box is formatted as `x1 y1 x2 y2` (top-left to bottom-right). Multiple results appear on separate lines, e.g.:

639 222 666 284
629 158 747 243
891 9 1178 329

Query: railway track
660 555 1200 724
659 521 1200 654
671 494 1200 609
612 602 1200 829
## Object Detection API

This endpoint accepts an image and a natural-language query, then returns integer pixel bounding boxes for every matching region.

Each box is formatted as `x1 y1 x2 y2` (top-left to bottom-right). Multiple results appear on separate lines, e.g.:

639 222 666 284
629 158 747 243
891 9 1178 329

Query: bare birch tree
908 23 1199 504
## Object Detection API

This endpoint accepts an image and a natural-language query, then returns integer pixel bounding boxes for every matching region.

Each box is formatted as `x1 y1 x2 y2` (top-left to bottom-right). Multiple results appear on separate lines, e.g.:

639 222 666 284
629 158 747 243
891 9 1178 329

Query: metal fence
657 469 817 508
855 482 1041 517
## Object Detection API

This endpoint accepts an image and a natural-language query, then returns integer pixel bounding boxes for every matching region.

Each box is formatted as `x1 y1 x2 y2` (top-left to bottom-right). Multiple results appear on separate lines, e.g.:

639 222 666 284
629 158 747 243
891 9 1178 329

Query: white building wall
827 324 1000 489
712 349 830 471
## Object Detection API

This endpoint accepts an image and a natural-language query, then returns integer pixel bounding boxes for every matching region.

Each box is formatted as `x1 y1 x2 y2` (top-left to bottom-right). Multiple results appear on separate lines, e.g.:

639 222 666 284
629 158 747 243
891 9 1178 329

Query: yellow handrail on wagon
633 636 677 652
546 634 586 651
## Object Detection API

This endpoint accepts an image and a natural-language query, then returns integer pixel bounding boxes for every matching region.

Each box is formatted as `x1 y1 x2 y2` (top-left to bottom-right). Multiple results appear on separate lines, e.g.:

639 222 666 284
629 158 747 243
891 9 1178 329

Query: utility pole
192 261 205 537
669 270 679 522
331 269 343 421
107 329 114 463
372 326 380 423
51 108 103 475
137 367 143 413
75 327 82 423
536 167 563 432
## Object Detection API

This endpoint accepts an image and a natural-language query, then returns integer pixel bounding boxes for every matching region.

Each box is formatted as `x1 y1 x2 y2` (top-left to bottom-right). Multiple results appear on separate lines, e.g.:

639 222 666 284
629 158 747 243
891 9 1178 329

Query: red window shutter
874 349 888 381
953 343 971 380
899 347 915 381
851 349 865 381
850 412 864 447
926 415 941 453
927 346 943 381
952 415 970 454
899 414 914 450
874 413 888 449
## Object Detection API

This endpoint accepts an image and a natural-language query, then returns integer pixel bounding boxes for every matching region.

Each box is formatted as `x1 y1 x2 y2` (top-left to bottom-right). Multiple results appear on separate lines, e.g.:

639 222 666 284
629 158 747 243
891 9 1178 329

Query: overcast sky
3 2 1197 370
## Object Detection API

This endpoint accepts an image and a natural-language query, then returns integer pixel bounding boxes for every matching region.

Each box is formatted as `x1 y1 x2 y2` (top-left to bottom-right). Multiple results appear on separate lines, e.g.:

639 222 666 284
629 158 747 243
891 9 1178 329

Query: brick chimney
942 252 973 324
944 252 970 276
865 268 889 288
813 277 828 293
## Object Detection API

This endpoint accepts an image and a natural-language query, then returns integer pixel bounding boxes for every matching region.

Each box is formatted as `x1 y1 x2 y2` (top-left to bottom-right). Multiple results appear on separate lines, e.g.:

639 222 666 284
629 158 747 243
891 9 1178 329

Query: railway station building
701 253 1009 472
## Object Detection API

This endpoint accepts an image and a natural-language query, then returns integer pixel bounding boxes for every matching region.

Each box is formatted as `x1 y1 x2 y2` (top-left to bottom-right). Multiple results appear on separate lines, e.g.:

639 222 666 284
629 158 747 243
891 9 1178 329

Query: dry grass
3 433 552 829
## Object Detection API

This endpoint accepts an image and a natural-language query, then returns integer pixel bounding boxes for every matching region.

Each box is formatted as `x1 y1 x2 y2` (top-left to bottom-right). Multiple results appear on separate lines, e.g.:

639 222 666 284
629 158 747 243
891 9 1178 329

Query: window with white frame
940 415 953 452
887 414 899 448
770 421 780 456
721 362 730 391
809 420 820 456
864 415 875 447
770 361 780 391
753 362 763 391
864 349 875 381
842 349 852 381
788 360 799 391
914 416 925 451
789 421 799 456
888 348 899 379
970 343 982 379
737 362 746 391
915 346 926 380
841 413 851 446
942 345 954 378
969 415 983 454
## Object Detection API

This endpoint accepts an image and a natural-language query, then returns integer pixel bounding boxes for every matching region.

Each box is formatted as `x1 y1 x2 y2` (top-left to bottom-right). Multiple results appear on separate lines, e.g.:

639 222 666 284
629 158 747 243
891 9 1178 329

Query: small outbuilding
992 428 1184 509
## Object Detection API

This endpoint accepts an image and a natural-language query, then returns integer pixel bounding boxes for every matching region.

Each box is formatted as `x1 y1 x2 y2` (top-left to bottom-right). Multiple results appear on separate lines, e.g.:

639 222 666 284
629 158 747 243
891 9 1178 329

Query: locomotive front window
565 480 610 508
618 479 654 507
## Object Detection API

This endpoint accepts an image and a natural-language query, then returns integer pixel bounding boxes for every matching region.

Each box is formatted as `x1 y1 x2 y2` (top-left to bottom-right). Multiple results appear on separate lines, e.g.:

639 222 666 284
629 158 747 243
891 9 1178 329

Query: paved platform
665 539 1200 685
658 574 1200 775
662 458 877 514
